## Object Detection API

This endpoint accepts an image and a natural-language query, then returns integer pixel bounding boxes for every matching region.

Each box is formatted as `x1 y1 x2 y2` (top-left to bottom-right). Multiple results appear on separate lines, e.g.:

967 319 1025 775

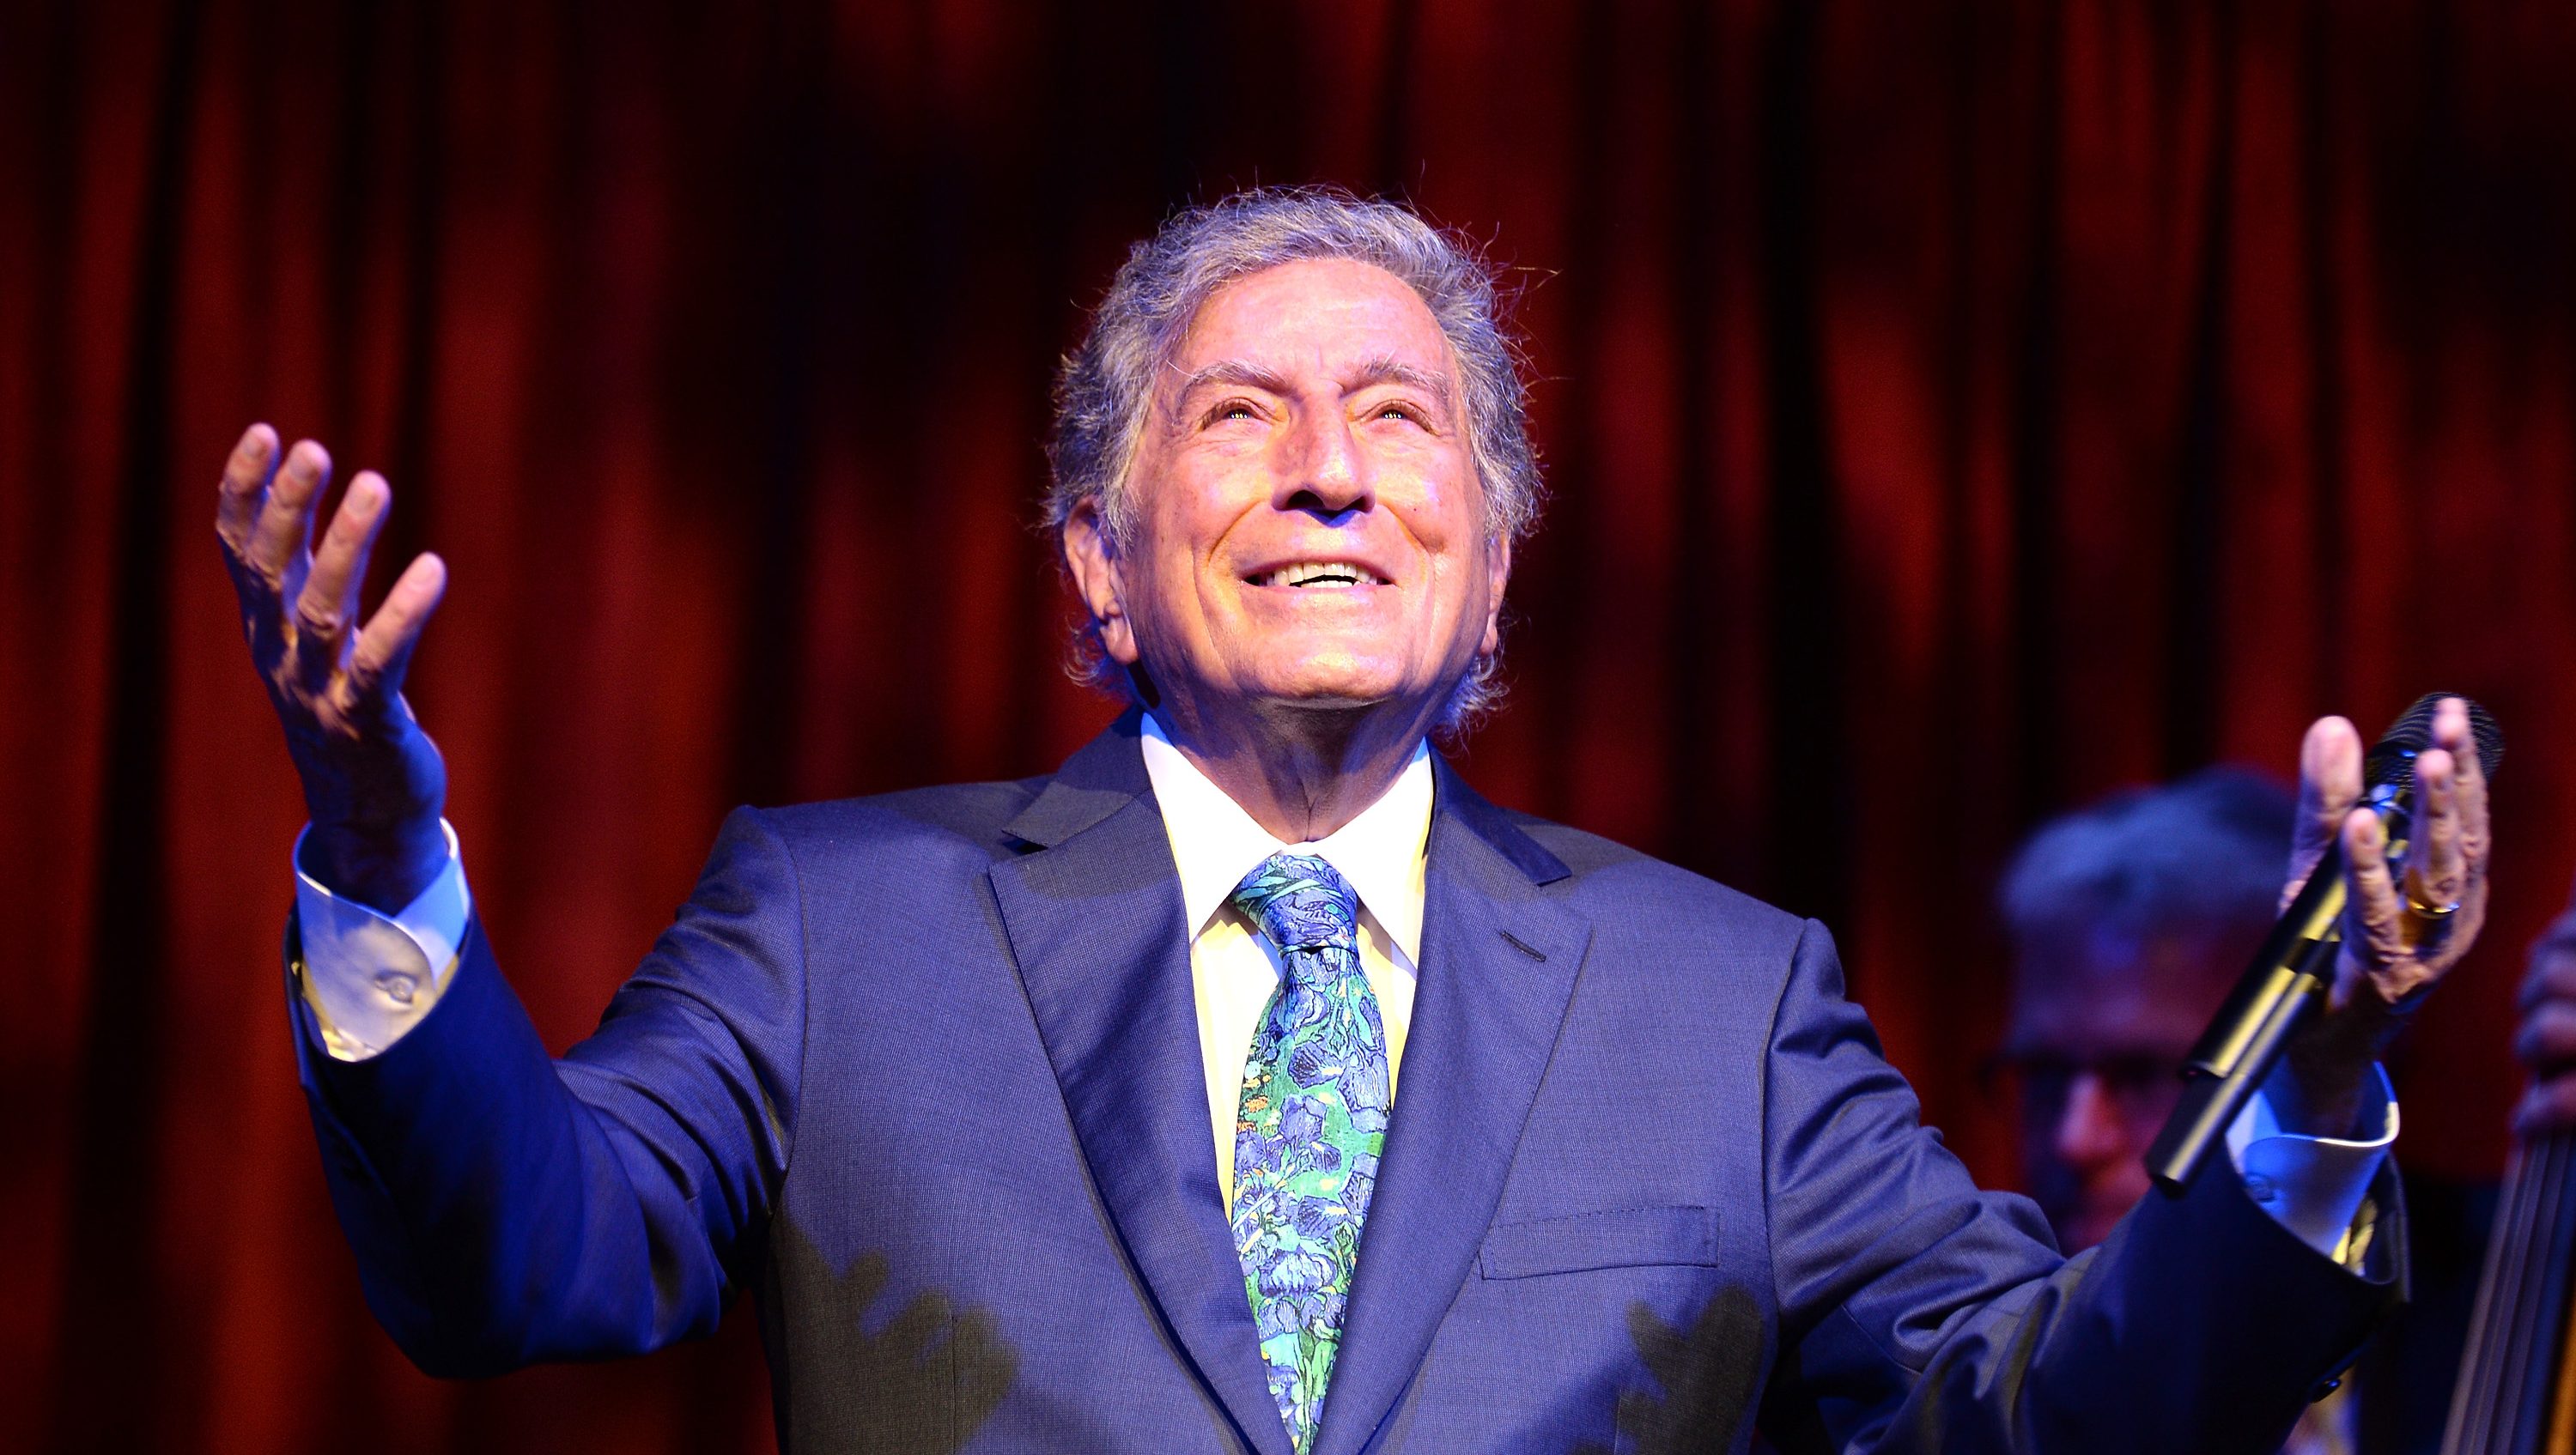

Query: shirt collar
1138 712 1432 961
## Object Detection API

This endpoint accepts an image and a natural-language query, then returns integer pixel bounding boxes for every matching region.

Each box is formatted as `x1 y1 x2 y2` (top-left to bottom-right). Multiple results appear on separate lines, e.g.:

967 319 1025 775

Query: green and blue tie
1228 852 1390 1454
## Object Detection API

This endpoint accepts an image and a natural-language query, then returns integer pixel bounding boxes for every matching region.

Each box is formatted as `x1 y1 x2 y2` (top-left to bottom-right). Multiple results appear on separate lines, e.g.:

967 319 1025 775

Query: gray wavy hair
1044 185 1544 731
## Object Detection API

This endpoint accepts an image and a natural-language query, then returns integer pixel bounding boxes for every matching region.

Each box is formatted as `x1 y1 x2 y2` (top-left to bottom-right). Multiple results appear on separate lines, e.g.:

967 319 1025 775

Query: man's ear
1478 530 1512 658
1062 498 1139 665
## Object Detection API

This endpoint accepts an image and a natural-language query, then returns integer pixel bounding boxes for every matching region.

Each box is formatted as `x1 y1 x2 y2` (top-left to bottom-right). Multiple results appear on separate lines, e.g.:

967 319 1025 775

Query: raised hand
2513 882 2576 1135
2273 699 2493 1132
216 423 451 912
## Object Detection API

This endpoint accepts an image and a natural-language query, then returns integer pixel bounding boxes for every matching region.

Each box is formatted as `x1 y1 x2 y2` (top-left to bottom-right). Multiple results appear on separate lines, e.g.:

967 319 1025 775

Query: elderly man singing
216 188 2491 1454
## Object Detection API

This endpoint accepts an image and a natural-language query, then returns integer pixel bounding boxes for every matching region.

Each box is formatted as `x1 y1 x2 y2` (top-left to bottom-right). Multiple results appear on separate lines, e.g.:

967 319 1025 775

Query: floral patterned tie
1228 852 1390 1454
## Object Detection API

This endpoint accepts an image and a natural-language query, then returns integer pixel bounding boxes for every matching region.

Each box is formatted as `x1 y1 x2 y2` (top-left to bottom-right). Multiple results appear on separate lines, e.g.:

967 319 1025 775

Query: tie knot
1229 852 1360 955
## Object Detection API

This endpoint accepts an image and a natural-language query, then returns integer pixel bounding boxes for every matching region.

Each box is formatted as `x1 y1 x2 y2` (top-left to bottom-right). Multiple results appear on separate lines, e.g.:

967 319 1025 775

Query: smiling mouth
1249 561 1388 588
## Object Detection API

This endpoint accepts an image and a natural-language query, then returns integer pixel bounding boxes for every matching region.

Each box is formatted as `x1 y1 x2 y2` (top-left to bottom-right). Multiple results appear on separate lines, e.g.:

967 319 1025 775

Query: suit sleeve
289 805 806 1378
1757 918 2398 1455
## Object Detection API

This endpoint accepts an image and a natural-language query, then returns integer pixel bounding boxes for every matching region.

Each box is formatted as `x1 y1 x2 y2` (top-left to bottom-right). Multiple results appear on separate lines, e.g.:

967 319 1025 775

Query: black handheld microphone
2146 692 2505 1195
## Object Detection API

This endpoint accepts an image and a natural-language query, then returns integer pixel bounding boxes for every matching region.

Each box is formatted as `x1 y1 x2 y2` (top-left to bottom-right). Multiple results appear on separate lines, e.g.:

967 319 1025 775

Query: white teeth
1261 561 1382 588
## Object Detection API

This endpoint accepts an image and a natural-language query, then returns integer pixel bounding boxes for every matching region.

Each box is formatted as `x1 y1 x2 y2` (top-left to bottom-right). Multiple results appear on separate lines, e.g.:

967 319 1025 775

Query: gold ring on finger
2406 893 2464 919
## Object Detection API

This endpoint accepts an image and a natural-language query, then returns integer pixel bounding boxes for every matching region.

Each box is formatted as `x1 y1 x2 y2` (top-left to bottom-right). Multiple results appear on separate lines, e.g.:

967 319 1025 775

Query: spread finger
2406 749 2463 912
2444 699 2494 886
2288 717 2362 907
2515 1078 2576 1137
2517 1001 2576 1071
2343 807 2413 978
293 473 390 693
248 438 331 588
349 553 448 706
216 423 280 556
2519 914 2576 1011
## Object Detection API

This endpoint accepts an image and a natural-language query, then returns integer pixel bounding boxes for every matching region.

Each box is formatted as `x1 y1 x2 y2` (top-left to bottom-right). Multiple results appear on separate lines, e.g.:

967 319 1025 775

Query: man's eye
1207 400 1261 424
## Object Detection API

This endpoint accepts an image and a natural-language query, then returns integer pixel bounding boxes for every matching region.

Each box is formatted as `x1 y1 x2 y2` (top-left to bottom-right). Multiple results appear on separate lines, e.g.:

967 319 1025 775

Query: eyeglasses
1977 1051 2184 1126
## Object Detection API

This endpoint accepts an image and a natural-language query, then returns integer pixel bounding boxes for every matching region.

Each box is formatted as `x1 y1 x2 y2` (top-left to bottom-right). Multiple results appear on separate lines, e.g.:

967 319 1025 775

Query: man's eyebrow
1346 355 1455 402
1168 359 1298 397
1167 355 1457 402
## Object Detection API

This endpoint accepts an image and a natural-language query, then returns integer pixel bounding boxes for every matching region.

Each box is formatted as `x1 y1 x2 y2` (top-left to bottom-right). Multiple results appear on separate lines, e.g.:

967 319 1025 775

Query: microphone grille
2364 692 2505 791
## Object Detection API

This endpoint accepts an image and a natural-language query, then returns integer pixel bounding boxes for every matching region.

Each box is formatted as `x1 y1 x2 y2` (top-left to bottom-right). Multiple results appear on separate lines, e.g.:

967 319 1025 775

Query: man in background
1994 767 2297 1256
1995 767 2481 1455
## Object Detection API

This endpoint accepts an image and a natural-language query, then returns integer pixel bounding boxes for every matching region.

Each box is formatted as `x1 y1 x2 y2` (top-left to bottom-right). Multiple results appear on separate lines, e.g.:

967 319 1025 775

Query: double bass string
2449 1132 2536 1452
2447 1125 2576 1454
2539 1130 2576 1455
2503 1131 2561 1448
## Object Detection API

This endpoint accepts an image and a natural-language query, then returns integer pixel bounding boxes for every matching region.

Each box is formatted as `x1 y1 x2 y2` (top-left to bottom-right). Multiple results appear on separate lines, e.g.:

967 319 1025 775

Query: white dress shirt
290 721 2392 1258
1136 714 1431 1211
293 819 471 1061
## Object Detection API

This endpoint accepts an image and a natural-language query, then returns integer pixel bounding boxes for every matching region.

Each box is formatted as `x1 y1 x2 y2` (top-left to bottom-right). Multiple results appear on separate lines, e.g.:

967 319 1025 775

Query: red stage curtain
6 1 2573 1450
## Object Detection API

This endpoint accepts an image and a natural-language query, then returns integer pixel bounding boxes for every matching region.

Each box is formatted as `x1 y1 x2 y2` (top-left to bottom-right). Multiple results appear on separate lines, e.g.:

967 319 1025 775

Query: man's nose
2052 1072 2130 1169
1276 407 1374 518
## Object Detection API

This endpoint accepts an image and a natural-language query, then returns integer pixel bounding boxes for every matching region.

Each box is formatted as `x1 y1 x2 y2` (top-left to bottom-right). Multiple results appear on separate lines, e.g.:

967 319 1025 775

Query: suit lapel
1310 761 1589 1455
987 712 1295 1455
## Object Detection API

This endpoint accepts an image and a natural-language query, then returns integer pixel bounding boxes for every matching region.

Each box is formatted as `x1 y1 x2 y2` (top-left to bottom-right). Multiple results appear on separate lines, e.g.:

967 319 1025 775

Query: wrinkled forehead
1159 258 1461 397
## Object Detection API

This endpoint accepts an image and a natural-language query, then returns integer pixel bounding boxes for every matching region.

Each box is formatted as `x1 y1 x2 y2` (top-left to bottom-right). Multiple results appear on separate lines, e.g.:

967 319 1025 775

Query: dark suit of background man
212 187 2497 1454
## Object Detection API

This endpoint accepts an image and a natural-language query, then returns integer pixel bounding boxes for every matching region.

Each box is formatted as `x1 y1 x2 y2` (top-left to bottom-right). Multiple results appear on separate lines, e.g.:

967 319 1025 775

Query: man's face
1065 258 1508 740
2001 935 2235 1253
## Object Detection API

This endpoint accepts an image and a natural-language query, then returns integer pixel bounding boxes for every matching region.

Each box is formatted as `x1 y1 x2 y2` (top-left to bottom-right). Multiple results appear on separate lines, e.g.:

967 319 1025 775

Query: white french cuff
2227 1063 2399 1263
291 820 473 1063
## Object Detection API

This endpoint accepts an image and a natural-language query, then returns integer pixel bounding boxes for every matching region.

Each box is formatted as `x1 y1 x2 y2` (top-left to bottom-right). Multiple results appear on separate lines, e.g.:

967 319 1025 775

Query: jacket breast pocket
1474 1204 1722 1280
